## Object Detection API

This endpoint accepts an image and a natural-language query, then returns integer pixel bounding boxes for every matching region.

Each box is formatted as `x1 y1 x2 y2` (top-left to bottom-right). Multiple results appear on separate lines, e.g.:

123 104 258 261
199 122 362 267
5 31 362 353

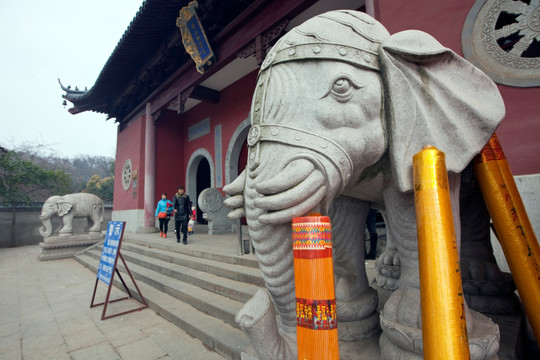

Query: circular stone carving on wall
121 159 133 191
462 0 540 87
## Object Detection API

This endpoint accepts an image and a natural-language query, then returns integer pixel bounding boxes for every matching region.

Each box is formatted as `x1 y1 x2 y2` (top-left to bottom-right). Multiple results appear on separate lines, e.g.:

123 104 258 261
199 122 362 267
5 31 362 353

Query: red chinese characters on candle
296 298 337 330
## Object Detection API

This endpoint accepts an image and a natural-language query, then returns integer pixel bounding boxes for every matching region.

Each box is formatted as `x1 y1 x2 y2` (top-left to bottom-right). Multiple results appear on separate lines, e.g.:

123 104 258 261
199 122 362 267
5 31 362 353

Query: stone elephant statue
39 193 104 237
223 10 506 360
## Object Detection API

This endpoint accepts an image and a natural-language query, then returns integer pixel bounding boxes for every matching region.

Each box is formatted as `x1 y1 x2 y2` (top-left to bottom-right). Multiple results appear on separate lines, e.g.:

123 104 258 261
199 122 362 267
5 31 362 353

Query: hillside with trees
0 145 115 203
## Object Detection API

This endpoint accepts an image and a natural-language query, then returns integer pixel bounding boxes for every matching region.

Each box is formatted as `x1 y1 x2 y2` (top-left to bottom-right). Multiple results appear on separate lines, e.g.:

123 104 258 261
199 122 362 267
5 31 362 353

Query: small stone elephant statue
39 193 104 237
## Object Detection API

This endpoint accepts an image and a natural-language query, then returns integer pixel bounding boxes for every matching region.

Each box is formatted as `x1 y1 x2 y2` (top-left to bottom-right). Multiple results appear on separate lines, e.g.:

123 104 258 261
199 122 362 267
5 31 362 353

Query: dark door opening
238 139 248 225
196 158 211 224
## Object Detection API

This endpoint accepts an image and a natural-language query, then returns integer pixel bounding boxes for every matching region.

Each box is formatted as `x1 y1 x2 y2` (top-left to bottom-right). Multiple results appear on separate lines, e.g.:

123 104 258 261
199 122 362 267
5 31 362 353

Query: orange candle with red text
293 215 339 360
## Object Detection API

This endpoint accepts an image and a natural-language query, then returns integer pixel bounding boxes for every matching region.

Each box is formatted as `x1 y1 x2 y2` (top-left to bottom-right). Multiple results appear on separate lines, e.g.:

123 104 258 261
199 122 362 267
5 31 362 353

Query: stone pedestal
38 233 104 261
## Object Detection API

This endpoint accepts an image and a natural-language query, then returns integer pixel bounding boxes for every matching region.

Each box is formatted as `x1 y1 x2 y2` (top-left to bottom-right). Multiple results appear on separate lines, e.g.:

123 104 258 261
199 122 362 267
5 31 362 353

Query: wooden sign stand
90 221 148 320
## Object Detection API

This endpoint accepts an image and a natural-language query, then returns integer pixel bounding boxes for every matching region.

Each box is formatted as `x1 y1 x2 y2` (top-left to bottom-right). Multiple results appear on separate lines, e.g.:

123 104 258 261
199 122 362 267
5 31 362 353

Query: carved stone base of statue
462 258 521 314
379 287 501 360
337 290 381 341
38 233 104 261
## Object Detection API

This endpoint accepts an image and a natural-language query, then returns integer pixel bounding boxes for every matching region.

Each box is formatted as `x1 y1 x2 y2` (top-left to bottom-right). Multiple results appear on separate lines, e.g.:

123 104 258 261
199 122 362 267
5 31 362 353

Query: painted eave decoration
176 1 216 74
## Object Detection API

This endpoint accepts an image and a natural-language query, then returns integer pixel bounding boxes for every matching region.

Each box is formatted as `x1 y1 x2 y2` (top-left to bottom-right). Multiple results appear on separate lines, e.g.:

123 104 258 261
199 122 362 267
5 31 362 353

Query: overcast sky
0 1 144 158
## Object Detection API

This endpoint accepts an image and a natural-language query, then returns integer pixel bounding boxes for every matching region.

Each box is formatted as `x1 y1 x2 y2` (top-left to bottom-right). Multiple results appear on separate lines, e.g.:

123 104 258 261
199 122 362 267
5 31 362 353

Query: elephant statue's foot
337 287 381 341
235 288 297 360
379 287 500 360
374 249 400 291
465 290 521 315
461 257 520 314
58 229 74 236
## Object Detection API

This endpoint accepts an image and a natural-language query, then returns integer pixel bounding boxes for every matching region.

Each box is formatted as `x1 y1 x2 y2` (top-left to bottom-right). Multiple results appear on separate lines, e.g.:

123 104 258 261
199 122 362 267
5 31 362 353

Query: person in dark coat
173 185 191 244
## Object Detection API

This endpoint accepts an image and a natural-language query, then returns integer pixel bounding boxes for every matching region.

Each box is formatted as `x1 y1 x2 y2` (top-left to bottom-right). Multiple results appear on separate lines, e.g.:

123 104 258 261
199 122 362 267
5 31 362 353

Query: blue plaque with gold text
176 1 215 74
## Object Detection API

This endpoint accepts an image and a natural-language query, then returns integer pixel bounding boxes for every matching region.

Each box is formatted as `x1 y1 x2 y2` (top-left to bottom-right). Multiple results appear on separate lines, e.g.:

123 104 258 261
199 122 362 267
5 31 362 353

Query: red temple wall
154 109 186 198
376 0 540 175
113 113 146 210
151 69 258 203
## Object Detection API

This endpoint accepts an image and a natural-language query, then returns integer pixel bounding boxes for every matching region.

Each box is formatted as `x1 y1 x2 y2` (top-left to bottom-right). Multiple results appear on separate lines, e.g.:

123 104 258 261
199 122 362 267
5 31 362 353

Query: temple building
62 0 540 234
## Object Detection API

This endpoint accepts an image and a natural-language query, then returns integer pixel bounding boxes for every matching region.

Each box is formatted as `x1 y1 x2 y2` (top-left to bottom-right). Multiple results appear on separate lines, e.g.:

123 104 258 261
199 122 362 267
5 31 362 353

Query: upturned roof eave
62 0 189 114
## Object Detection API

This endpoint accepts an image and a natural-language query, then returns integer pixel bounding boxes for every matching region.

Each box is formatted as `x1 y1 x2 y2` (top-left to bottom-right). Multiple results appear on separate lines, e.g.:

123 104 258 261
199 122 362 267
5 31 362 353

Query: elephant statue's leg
88 203 103 233
58 215 74 236
374 209 401 291
379 175 500 360
87 216 101 233
460 168 520 314
330 196 380 340
85 216 94 233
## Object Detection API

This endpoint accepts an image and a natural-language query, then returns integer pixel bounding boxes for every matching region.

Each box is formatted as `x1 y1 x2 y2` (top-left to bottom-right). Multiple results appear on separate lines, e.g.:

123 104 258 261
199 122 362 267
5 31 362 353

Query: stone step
120 245 260 304
83 245 257 328
127 235 260 269
87 240 263 300
75 250 256 360
121 241 264 287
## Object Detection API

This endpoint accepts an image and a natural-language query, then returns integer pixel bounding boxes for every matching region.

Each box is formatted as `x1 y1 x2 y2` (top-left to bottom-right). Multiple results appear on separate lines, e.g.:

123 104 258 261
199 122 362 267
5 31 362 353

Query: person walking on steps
173 186 191 244
155 192 173 238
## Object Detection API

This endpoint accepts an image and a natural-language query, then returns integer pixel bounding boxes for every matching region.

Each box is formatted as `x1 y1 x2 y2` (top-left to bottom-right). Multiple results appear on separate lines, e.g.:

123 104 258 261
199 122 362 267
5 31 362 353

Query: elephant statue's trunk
39 217 52 237
235 165 297 359
230 144 345 359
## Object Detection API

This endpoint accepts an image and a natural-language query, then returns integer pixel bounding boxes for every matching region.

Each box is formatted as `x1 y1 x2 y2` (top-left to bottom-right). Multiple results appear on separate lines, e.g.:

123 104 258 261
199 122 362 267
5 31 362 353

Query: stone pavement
0 244 226 360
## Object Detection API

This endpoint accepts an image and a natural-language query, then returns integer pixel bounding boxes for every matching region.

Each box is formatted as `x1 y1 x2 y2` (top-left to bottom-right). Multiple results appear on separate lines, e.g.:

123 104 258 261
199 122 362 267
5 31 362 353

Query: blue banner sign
176 1 215 74
97 221 125 285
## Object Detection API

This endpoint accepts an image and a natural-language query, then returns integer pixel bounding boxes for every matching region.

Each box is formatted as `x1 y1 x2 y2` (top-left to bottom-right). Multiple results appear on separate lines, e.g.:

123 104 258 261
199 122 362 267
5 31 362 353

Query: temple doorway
195 158 211 224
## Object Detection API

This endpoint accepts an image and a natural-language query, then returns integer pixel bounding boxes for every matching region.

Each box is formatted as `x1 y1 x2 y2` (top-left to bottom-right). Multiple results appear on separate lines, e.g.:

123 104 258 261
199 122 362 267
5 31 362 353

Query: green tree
84 174 114 201
0 150 71 246
99 177 114 201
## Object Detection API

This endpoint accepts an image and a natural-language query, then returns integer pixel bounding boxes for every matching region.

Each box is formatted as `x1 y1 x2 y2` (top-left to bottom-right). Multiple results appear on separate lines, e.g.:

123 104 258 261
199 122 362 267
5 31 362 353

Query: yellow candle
413 146 470 360
473 141 540 344
293 215 339 360
487 133 540 263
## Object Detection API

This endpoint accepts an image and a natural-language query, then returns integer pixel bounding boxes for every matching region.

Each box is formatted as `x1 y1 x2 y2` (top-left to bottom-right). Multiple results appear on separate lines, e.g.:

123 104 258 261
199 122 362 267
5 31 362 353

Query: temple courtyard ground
0 244 226 360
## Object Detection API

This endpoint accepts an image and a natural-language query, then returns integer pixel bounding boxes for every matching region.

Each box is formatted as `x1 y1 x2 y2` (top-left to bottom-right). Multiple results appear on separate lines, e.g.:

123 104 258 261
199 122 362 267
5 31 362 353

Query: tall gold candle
293 215 339 360
413 146 470 360
487 133 540 263
473 142 540 344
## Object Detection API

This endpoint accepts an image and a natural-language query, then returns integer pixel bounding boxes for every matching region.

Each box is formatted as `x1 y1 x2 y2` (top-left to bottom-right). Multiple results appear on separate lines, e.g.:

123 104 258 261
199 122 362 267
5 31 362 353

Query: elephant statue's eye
323 74 364 103
333 78 351 94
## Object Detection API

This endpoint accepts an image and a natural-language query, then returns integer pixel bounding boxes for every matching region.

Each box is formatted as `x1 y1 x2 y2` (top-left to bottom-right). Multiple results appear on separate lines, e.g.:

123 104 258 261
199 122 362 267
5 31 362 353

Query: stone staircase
73 229 531 360
74 234 261 360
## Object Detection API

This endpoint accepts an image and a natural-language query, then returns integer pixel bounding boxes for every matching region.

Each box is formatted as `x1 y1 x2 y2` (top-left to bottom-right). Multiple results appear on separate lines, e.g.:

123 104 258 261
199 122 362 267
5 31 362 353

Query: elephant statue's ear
58 200 72 216
379 30 505 192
